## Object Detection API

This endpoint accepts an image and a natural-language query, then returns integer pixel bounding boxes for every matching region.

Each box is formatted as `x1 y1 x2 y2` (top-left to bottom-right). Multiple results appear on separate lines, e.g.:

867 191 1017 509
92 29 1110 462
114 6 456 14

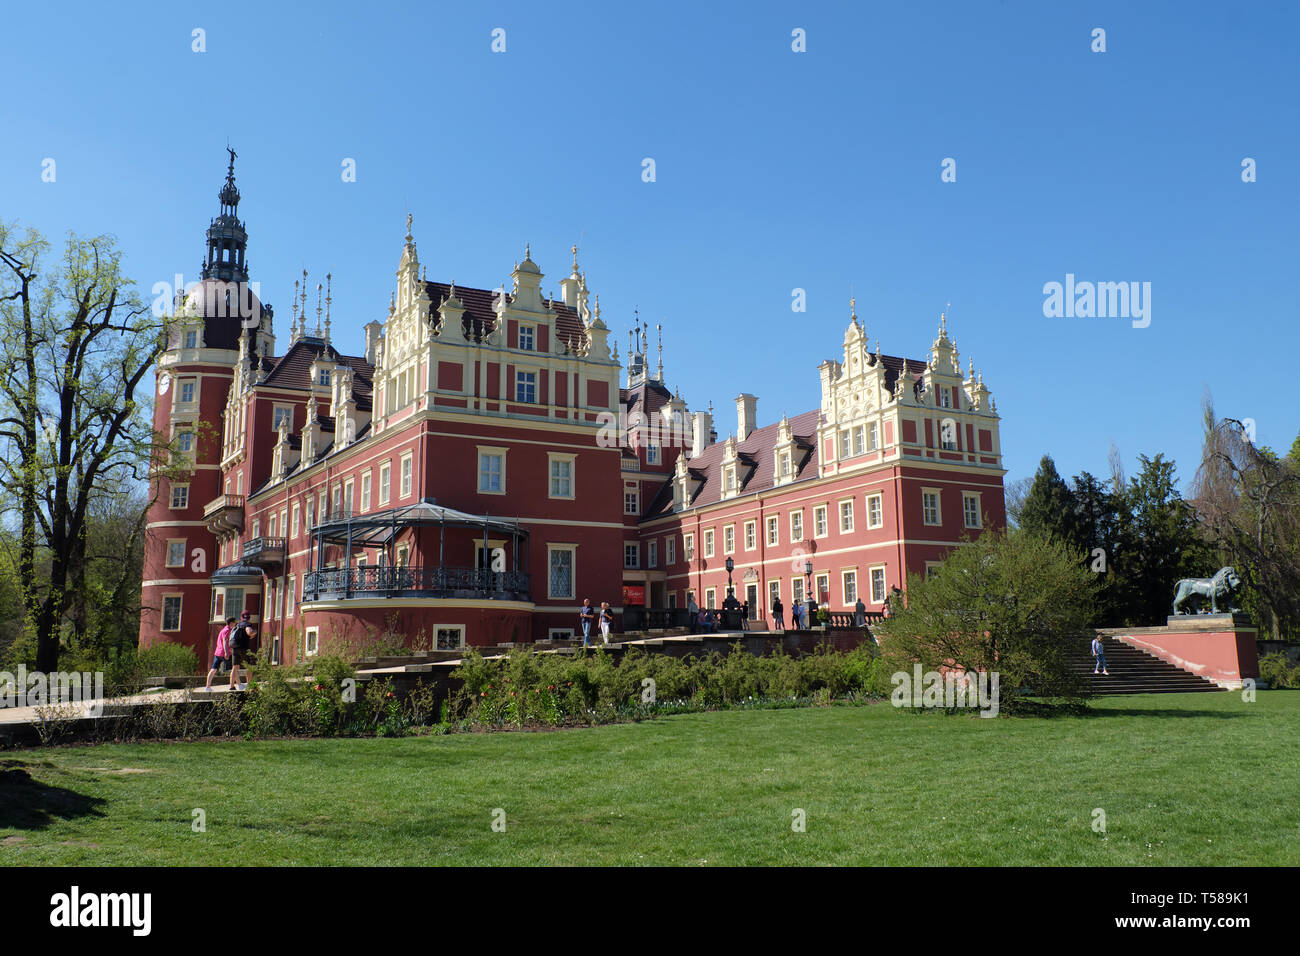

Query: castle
140 156 1007 664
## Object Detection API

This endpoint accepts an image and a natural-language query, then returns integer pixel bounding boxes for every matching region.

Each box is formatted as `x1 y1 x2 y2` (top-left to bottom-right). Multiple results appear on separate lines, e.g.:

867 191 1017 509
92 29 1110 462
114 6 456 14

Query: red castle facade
140 159 1006 665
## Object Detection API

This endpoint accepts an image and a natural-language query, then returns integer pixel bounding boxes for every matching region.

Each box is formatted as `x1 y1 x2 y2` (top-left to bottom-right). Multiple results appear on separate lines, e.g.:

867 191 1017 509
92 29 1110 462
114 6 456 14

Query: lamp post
804 558 816 619
722 556 741 626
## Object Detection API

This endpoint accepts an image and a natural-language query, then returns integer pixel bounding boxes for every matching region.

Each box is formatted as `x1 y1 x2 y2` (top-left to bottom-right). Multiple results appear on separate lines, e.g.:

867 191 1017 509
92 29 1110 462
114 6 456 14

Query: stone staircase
1066 635 1225 695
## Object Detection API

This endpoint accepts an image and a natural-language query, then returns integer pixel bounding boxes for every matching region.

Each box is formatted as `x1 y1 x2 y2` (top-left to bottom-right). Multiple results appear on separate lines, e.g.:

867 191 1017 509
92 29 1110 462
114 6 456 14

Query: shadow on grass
0 762 106 831
1085 707 1246 719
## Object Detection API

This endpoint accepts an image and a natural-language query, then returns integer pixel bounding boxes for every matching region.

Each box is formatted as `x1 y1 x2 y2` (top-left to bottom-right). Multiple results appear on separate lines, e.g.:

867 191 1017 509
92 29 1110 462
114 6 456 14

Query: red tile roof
425 281 588 352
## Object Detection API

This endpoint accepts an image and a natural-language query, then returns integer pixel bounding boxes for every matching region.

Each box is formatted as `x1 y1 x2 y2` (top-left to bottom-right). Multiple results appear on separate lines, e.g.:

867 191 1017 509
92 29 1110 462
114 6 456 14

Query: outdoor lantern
804 558 813 576
725 556 734 574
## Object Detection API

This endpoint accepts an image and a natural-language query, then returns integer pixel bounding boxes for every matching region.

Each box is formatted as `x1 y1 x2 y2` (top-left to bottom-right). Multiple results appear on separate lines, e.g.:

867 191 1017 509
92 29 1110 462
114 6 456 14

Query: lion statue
1172 566 1241 615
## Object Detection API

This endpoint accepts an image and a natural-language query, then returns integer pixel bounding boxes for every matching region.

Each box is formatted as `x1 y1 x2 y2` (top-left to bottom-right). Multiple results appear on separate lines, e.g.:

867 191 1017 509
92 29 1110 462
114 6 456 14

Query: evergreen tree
1018 455 1077 547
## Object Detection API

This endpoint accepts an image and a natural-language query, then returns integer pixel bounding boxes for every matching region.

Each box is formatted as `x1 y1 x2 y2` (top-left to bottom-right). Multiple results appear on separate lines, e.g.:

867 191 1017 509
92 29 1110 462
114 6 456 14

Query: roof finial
324 273 333 344
315 282 323 336
300 269 309 324
571 243 579 275
405 213 413 243
656 322 663 381
524 241 531 260
940 302 950 335
850 295 856 320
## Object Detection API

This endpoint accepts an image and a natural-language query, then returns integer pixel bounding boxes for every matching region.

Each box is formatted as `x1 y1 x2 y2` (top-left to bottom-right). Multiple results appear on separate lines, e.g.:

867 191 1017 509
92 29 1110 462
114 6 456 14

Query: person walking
228 612 257 690
687 594 699 634
578 598 596 647
599 602 614 644
791 598 804 630
206 617 235 691
772 595 784 631
1091 635 1110 675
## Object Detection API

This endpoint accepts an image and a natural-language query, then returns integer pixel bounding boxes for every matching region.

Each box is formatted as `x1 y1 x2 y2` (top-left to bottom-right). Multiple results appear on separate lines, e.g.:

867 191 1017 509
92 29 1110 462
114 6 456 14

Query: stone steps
1064 636 1225 694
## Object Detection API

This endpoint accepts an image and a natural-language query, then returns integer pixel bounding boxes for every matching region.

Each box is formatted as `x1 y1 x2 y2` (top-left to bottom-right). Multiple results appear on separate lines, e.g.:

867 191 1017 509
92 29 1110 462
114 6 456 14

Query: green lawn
2 692 1297 866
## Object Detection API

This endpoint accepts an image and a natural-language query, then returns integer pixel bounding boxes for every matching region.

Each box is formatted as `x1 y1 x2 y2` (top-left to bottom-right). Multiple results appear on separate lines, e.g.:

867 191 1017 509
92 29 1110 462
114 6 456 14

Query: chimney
363 320 383 366
691 409 714 458
736 393 757 442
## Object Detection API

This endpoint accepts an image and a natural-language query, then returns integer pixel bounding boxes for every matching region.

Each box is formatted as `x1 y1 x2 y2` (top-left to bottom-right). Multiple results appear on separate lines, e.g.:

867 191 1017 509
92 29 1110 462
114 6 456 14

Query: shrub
137 643 199 679
1259 652 1300 689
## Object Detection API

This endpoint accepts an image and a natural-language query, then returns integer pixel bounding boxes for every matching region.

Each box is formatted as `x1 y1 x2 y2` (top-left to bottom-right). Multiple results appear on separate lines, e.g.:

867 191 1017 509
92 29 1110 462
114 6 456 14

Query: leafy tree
1018 455 1076 545
0 223 170 672
876 529 1096 710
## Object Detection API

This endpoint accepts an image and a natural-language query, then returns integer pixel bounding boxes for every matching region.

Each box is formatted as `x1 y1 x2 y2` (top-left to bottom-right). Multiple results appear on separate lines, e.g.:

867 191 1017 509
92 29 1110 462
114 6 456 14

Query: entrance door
746 584 758 619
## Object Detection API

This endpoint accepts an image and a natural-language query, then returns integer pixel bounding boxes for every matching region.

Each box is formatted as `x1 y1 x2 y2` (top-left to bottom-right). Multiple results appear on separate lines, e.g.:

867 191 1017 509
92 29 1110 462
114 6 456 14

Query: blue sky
3 0 1297 491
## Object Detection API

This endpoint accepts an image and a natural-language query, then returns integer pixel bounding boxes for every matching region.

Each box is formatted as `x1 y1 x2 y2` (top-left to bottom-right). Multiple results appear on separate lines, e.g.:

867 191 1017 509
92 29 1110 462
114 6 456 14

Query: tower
139 150 272 666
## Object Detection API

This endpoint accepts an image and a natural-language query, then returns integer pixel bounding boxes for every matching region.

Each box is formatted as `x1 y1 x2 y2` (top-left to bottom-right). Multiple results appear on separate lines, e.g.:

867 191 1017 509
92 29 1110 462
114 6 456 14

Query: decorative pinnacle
300 269 309 321
571 243 579 274
405 213 413 243
850 295 857 320
315 282 323 335
324 273 333 343
524 242 531 260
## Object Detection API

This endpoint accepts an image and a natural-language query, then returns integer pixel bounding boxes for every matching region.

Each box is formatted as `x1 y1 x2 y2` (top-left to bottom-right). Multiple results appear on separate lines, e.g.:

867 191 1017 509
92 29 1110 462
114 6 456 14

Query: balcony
242 536 286 566
203 494 244 534
304 565 530 602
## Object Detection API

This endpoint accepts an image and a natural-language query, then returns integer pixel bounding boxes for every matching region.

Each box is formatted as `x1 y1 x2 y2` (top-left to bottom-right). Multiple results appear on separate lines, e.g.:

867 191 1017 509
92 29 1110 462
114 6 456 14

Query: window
871 567 887 603
768 580 781 608
272 405 293 432
515 370 537 403
436 626 466 650
723 465 736 495
647 443 660 465
790 510 803 541
318 368 331 387
343 480 354 514
684 533 694 561
252 518 261 539
184 329 197 349
549 628 575 641
867 493 883 529
624 543 640 569
792 577 805 603
225 587 245 619
779 452 791 477
176 430 194 455
648 540 658 568
940 387 952 409
166 540 185 568
667 536 676 565
843 570 858 605
867 422 878 451
548 546 575 599
963 493 981 529
306 497 315 529
518 325 535 351
161 595 182 631
814 505 828 538
926 562 942 580
744 520 756 551
853 426 865 456
624 484 639 514
705 587 717 610
305 628 319 656
839 428 851 459
549 454 575 499
379 462 392 505
330 485 340 520
361 472 372 511
723 524 735 554
941 419 958 450
839 499 854 533
400 454 413 498
766 516 779 546
923 490 941 526
179 380 196 404
815 572 829 605
704 529 715 558
170 484 189 509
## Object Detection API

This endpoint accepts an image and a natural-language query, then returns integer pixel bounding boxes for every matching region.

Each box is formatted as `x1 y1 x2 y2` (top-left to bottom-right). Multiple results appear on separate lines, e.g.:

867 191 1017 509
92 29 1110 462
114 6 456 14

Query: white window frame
766 515 779 546
515 369 537 404
165 539 186 568
667 536 677 565
547 544 577 600
435 625 466 651
379 461 392 505
963 492 982 529
548 452 576 500
161 594 182 632
923 488 942 526
624 542 640 569
272 404 293 432
870 566 887 603
814 505 828 538
839 498 854 533
744 520 756 551
361 471 372 511
789 510 803 542
648 540 658 568
705 587 717 610
842 570 858 605
478 446 507 495
305 627 319 657
170 483 190 510
400 454 413 499
684 533 694 561
703 529 715 558
518 324 535 351
723 523 735 554
867 493 883 529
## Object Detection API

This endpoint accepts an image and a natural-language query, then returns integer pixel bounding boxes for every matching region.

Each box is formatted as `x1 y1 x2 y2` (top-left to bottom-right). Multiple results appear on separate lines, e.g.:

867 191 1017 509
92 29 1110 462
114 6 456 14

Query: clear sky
3 0 1296 492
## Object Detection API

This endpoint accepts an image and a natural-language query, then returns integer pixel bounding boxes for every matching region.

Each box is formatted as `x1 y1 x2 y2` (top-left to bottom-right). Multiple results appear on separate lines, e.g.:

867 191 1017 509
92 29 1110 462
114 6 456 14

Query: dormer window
318 369 331 387
184 330 197 349
779 452 791 477
518 325 535 351
940 388 952 409
723 464 737 495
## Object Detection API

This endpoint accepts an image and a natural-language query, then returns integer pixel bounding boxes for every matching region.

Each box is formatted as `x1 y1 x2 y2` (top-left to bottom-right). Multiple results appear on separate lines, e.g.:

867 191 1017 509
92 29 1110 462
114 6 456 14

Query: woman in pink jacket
206 616 236 690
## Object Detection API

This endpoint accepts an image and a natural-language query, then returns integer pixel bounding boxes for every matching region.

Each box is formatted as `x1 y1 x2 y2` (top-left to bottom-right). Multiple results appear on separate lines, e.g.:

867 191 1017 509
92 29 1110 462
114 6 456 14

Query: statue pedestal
1100 616 1259 690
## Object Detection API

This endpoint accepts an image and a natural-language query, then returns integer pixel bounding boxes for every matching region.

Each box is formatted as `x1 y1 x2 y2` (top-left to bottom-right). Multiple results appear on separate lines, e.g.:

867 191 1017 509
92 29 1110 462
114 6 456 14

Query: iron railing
304 564 529 600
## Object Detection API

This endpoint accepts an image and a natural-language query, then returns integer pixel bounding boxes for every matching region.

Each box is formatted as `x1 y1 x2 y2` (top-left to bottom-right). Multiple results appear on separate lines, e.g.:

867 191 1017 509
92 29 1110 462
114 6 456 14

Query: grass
2 691 1297 866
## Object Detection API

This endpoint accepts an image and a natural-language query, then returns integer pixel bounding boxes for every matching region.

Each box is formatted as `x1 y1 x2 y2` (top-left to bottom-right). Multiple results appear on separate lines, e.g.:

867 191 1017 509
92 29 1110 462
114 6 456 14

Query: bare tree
1191 394 1300 639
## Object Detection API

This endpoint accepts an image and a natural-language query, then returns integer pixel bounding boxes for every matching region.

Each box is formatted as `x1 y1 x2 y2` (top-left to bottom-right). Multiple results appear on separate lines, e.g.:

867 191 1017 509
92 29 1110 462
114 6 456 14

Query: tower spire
200 147 248 283
324 273 333 345
656 322 663 381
